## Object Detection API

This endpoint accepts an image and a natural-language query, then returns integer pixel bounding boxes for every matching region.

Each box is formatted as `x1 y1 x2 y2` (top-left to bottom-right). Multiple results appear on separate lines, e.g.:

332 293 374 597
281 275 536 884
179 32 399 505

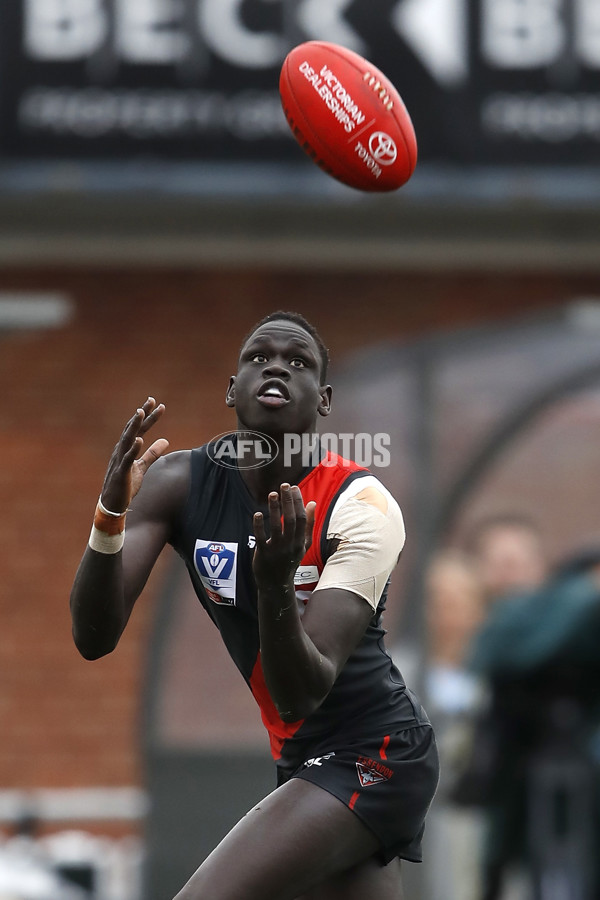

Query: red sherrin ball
279 41 417 192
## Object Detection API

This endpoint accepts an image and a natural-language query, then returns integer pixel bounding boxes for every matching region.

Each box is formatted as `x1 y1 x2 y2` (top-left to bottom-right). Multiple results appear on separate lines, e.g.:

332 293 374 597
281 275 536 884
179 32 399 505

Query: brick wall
1 266 599 795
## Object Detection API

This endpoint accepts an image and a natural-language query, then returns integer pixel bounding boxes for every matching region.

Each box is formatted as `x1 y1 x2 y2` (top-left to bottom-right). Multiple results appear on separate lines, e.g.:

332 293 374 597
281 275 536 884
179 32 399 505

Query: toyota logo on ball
368 132 398 165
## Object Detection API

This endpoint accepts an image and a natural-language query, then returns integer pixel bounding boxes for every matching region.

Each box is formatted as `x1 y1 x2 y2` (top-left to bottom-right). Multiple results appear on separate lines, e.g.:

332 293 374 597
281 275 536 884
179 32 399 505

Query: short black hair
240 311 330 382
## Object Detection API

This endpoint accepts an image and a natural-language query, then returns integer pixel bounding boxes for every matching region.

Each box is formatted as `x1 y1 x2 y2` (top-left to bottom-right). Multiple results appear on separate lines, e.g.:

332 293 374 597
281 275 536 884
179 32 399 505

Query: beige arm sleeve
312 490 406 610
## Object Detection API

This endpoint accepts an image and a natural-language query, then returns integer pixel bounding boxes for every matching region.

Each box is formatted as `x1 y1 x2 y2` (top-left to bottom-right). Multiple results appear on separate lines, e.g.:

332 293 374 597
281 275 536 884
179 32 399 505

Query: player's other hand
252 484 315 591
100 397 169 513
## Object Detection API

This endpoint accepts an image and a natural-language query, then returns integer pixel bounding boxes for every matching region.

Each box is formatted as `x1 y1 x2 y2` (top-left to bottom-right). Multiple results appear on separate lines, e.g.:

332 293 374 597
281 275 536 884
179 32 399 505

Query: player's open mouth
257 381 290 408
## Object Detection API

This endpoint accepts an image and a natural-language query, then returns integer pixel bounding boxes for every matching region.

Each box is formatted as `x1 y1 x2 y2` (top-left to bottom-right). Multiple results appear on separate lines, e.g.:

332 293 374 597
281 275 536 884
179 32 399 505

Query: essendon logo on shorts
356 756 393 787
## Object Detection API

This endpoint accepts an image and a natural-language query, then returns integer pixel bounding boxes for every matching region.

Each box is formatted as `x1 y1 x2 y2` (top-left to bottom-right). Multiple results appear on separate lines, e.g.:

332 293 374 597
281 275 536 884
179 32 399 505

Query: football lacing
363 71 394 111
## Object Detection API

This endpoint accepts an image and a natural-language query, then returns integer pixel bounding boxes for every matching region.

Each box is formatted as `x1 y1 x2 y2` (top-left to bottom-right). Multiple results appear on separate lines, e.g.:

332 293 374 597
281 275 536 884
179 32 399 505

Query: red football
279 41 417 192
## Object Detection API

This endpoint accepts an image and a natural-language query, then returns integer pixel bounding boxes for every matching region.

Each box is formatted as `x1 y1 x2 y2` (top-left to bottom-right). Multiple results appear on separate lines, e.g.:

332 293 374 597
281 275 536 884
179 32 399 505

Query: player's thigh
297 856 403 900
173 778 382 900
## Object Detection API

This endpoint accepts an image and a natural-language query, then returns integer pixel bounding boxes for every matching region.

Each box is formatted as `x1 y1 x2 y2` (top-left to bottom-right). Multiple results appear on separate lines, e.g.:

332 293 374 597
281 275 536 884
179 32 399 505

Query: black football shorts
277 724 440 864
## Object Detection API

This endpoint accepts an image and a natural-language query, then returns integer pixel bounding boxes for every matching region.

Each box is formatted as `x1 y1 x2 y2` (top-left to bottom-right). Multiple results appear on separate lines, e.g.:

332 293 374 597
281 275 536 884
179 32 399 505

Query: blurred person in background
462 539 600 900
423 551 486 900
425 551 485 721
467 514 548 609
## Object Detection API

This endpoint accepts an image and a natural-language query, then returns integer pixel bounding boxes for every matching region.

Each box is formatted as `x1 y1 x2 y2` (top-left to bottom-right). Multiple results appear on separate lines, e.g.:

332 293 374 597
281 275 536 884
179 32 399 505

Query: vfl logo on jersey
194 540 238 606
356 756 393 787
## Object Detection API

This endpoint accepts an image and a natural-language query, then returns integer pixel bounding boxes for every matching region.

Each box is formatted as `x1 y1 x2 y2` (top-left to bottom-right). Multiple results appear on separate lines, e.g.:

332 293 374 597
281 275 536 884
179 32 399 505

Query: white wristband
98 496 128 517
89 524 125 554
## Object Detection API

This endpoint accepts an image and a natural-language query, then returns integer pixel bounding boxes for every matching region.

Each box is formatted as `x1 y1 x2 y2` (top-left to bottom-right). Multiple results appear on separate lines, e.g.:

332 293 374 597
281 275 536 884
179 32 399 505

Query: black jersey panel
169 444 423 765
170 446 262 684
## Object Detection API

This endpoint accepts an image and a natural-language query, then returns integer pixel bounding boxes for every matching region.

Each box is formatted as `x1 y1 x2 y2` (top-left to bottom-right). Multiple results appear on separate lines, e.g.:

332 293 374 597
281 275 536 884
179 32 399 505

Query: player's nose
262 359 290 378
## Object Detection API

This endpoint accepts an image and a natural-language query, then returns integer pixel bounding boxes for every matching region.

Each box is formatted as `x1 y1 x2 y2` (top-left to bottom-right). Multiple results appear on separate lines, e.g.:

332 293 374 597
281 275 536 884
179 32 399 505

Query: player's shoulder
333 471 400 512
154 443 236 495
149 448 193 481
326 473 406 557
133 449 193 520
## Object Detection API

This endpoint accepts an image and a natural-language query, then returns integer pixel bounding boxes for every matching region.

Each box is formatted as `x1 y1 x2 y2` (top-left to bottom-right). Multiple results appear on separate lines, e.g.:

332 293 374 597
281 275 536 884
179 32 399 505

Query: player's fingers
139 399 166 435
268 492 283 541
253 511 267 547
120 398 161 444
122 436 144 465
135 438 170 475
126 407 146 433
115 408 146 459
291 486 307 545
305 501 316 551
280 483 296 538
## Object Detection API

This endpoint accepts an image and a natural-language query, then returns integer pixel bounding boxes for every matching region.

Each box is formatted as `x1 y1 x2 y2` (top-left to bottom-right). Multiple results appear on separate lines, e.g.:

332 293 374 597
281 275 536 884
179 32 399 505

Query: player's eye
290 357 307 368
251 353 268 363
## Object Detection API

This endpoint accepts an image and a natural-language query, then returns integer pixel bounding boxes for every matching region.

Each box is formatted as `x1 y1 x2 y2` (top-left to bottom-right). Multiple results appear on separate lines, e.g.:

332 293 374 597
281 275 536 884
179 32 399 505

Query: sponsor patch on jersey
356 756 393 787
294 565 320 607
294 566 319 588
194 540 238 606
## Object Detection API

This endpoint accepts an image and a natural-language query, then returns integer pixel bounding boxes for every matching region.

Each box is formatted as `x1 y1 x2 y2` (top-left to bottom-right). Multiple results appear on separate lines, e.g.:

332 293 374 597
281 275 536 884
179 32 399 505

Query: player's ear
225 376 236 408
318 384 332 417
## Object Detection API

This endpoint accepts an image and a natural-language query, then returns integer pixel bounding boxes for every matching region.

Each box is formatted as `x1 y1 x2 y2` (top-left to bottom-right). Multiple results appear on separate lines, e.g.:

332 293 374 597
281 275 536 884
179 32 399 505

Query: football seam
281 56 391 189
312 39 397 113
282 57 364 184
280 60 336 177
311 42 416 178
281 106 335 176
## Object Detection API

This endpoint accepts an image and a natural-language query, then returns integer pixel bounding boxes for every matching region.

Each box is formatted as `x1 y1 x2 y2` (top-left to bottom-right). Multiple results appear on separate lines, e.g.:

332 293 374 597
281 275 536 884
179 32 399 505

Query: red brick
0 267 598 790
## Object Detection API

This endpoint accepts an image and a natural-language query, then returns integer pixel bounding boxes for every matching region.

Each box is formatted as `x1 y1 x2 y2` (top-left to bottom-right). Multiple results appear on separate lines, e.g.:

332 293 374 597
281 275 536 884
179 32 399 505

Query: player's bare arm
253 483 373 723
70 397 186 660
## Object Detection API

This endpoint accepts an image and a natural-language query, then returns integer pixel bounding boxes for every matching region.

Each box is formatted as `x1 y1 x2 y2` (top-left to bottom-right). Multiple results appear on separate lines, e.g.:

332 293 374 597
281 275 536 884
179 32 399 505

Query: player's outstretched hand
252 484 315 591
100 397 169 514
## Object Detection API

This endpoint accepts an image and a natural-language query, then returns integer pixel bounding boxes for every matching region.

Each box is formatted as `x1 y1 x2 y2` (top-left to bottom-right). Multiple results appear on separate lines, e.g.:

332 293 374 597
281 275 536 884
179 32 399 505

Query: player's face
227 322 331 436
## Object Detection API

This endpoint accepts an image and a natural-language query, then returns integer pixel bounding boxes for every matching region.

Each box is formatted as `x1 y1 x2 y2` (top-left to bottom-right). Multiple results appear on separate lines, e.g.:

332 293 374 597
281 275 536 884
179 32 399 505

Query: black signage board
0 0 599 166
